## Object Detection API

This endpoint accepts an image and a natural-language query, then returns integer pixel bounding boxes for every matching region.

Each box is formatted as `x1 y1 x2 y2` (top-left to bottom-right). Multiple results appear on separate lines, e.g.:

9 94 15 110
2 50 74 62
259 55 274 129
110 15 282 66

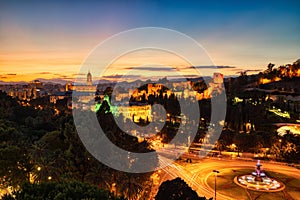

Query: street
150 156 300 200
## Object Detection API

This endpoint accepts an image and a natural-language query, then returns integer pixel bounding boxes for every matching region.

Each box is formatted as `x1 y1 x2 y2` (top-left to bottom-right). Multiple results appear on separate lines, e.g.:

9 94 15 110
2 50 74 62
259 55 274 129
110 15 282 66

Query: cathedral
66 71 96 92
87 71 92 86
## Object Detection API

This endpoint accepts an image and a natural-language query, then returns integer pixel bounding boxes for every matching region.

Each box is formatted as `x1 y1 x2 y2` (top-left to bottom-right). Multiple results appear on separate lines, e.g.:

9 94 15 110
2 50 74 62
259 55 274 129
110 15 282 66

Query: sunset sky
1 0 300 82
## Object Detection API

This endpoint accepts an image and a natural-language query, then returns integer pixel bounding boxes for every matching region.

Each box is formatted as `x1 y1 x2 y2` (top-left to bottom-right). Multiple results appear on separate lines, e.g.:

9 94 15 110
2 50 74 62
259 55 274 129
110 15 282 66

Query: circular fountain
234 160 285 192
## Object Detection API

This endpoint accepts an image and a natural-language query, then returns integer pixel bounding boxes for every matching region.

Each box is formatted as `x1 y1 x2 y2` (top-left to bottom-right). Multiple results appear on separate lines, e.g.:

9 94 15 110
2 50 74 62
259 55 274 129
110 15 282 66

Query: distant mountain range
0 74 239 85
0 78 113 85
0 80 28 85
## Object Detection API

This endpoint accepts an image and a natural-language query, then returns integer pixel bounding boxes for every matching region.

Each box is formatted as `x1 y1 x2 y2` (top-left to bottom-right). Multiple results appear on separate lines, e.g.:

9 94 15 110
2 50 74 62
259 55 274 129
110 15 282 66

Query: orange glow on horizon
0 73 76 83
1 37 297 83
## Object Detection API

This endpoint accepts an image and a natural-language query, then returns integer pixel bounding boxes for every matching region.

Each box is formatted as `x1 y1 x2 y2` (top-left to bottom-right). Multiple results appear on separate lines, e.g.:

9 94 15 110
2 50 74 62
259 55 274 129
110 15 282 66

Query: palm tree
30 140 64 182
267 63 275 73
215 139 225 155
85 161 112 191
31 157 53 182
29 142 49 163
117 173 144 200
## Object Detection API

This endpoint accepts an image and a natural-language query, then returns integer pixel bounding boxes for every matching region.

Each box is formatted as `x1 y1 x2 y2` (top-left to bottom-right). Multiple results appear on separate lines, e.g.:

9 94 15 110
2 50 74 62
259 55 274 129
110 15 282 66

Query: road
150 156 300 200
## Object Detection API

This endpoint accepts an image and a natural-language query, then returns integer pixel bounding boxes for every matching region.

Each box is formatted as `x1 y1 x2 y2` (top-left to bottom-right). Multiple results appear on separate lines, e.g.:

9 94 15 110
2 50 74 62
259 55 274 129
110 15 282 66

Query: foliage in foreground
155 177 212 200
2 181 125 200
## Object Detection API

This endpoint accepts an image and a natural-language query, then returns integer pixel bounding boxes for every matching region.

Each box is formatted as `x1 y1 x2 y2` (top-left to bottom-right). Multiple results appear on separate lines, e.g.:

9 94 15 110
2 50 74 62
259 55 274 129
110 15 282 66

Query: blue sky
0 0 300 81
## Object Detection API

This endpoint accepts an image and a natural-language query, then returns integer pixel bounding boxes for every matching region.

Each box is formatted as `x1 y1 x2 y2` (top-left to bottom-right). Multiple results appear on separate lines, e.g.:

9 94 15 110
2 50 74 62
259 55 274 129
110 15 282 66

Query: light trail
151 157 300 200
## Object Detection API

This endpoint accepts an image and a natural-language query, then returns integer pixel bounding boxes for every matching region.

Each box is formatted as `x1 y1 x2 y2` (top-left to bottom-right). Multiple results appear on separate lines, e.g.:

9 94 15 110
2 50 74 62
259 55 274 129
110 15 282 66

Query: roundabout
204 160 299 200
154 156 300 200
234 160 285 192
234 174 284 192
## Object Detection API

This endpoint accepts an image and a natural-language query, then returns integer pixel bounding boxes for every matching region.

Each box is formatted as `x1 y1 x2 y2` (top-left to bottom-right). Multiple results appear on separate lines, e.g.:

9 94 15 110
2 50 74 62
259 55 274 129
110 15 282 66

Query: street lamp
213 170 219 200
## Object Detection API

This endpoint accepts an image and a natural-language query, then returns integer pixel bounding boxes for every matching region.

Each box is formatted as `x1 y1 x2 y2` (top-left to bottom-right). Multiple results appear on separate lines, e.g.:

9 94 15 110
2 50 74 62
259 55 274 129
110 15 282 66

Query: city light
268 108 290 118
0 1 300 198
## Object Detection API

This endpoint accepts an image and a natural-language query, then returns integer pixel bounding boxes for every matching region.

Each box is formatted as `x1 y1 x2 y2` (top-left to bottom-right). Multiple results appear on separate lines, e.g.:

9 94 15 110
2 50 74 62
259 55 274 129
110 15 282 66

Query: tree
29 131 66 183
0 145 31 188
0 119 33 189
85 161 112 191
215 139 225 155
267 63 275 72
270 133 299 163
63 123 92 183
155 178 211 200
2 181 124 200
117 173 143 200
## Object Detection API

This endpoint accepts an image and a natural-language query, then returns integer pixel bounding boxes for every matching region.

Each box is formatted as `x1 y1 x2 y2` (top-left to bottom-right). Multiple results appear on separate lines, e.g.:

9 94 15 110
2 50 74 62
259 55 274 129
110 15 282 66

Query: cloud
38 72 51 75
217 66 237 69
62 77 74 80
154 74 200 78
7 73 17 76
236 69 262 74
235 69 262 74
102 74 142 79
102 74 206 81
245 69 262 73
72 73 86 76
124 66 176 71
187 65 236 69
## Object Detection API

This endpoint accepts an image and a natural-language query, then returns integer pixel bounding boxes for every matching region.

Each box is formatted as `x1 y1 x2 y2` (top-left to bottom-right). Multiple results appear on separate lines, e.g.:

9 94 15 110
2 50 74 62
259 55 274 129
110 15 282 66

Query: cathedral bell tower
87 71 92 86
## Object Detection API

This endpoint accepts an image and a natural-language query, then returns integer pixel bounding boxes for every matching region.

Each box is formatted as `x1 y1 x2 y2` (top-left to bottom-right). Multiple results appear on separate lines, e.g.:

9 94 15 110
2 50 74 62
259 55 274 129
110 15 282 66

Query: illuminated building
95 95 152 123
65 83 74 92
87 71 92 86
66 71 96 93
29 80 43 89
114 90 130 102
213 72 224 85
118 104 152 123
195 72 224 100
147 83 163 95
277 124 300 136
28 80 44 99
259 77 281 85
49 92 70 104
51 72 98 106
73 72 97 93
63 71 97 104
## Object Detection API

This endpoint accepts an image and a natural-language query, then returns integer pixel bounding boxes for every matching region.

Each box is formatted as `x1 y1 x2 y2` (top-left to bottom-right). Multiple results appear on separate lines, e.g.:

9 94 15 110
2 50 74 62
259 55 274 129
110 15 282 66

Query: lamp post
213 170 219 200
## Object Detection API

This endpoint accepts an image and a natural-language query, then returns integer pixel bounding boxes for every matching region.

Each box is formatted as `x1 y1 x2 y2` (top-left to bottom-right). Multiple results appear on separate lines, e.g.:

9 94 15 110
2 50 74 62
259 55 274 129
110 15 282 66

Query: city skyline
1 1 300 82
1 1 300 199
